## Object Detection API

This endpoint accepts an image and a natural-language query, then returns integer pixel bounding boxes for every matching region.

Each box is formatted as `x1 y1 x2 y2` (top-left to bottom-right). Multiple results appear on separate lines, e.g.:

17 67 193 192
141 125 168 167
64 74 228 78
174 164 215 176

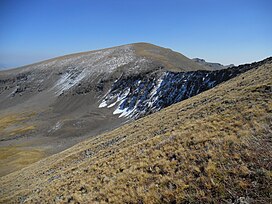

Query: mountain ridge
0 43 205 74
192 58 234 70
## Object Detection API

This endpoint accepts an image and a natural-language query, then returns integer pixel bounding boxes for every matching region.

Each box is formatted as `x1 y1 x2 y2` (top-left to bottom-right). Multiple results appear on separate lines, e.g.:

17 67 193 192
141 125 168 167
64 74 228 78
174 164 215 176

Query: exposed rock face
192 57 234 70
99 57 272 118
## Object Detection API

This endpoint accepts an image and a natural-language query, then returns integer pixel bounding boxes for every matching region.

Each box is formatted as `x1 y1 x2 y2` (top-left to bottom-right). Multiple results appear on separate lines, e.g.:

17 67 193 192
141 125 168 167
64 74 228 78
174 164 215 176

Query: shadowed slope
0 58 271 203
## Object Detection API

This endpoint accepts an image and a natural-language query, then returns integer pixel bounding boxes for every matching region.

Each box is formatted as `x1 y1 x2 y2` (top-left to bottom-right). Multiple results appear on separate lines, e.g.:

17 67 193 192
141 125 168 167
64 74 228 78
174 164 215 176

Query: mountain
0 43 206 176
0 42 270 177
192 58 234 70
0 56 271 203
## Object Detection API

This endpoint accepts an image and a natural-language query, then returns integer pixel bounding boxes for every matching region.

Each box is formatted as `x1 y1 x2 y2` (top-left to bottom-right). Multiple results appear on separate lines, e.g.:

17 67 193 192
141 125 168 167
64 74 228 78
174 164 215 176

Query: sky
0 0 271 68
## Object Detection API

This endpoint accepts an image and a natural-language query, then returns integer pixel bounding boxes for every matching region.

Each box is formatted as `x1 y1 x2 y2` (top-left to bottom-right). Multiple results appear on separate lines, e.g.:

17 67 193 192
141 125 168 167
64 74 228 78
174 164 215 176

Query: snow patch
113 105 134 118
150 73 165 97
99 88 130 109
54 69 89 95
99 100 107 108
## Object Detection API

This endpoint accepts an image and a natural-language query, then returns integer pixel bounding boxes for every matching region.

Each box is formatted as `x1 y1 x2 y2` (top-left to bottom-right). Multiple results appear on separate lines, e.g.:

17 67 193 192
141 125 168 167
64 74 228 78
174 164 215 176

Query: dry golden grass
0 63 271 203
8 125 35 136
134 43 206 72
0 113 31 131
0 112 38 176
0 146 45 177
0 112 35 137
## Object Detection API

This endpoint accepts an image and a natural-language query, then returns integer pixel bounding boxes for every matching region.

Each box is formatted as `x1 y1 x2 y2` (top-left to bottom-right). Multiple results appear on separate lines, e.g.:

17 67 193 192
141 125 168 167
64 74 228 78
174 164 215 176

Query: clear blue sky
0 0 271 68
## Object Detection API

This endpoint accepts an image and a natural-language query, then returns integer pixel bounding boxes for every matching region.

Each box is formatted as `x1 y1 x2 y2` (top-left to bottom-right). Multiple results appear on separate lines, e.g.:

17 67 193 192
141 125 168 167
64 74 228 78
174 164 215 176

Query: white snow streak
99 100 107 108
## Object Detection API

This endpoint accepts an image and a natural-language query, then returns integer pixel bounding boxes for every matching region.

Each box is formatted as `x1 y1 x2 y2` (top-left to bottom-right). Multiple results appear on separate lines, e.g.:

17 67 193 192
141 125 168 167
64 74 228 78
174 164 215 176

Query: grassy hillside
0 62 271 203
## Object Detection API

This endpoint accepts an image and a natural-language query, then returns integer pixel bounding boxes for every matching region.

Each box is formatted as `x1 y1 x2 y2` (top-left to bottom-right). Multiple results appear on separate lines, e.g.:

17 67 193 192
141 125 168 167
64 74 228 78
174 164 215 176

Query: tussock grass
0 64 271 203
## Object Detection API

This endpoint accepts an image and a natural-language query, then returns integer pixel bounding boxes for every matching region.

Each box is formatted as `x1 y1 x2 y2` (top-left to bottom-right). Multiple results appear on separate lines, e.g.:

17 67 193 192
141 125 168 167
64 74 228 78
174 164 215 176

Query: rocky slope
0 42 270 177
98 58 270 119
192 58 234 70
0 56 271 203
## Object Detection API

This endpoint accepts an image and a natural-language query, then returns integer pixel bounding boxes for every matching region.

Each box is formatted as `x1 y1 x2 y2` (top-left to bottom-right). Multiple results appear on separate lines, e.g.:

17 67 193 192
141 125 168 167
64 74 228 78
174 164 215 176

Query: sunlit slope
0 62 271 203
133 42 205 72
